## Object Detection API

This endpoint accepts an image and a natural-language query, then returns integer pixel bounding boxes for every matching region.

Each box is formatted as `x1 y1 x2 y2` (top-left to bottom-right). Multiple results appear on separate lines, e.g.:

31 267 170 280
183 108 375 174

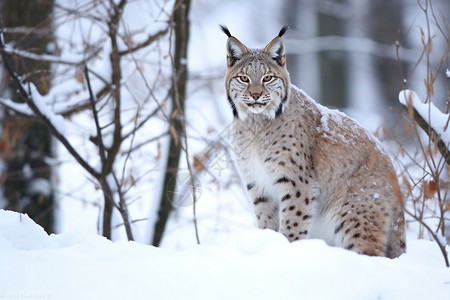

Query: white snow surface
399 89 450 148
1 209 449 300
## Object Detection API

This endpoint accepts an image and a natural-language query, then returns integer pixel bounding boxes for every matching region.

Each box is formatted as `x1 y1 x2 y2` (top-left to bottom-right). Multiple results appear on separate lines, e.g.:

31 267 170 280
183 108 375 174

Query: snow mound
0 210 54 250
1 209 449 300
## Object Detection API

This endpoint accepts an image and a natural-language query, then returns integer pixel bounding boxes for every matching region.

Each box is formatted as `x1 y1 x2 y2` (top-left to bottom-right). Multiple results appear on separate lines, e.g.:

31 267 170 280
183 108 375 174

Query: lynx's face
221 26 291 120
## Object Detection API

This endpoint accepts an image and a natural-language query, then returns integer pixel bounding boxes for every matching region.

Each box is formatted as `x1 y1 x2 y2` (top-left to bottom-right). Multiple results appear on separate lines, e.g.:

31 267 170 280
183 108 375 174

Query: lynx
221 25 406 258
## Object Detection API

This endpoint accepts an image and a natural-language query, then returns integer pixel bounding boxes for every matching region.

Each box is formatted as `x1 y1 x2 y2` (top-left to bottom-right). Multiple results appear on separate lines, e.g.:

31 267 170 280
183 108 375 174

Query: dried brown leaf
402 175 412 197
382 124 388 137
419 26 425 46
423 180 437 199
76 70 85 84
427 38 433 55
193 155 205 172
424 78 434 97
373 127 380 138
0 138 8 154
193 151 210 172
398 146 405 157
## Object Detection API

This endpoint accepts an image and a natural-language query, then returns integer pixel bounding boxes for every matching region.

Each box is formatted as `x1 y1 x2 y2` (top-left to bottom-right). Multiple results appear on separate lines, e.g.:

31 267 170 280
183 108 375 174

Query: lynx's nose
251 92 262 100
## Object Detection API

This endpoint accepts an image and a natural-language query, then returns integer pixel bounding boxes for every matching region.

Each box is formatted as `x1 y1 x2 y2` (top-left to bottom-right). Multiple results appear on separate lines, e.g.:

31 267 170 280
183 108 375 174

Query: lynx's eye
239 75 250 83
263 75 273 82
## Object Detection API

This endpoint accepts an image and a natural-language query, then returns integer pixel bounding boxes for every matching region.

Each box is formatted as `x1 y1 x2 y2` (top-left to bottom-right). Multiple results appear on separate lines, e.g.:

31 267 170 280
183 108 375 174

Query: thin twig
85 65 108 171
405 208 449 267
119 27 169 56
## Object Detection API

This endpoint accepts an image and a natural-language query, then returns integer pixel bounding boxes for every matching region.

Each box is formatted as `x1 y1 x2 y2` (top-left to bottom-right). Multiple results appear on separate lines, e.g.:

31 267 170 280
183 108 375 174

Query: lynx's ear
264 25 288 66
220 25 248 67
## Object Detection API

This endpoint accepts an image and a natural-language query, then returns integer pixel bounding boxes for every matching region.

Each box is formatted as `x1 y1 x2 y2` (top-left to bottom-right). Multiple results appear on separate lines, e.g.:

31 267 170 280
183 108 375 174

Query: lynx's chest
234 121 266 158
232 117 299 200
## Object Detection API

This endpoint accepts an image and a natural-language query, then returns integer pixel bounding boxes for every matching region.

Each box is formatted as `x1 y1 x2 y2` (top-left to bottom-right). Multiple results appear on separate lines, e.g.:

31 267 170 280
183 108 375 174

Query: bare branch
111 172 134 241
405 208 449 267
105 1 124 173
122 107 160 141
85 65 107 171
119 27 169 56
124 131 168 154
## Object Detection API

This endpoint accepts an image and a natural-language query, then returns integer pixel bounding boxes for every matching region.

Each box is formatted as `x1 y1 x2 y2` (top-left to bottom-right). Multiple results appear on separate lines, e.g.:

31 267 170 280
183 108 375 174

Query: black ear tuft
219 25 232 38
221 26 249 67
263 35 286 66
278 25 289 38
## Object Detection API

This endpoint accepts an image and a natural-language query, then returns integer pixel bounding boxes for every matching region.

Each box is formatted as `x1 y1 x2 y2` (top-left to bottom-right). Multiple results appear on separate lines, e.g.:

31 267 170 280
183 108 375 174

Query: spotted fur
222 26 406 258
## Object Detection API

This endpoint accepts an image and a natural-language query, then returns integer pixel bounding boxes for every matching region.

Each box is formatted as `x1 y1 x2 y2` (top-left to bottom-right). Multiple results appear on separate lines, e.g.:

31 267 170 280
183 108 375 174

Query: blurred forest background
0 0 448 248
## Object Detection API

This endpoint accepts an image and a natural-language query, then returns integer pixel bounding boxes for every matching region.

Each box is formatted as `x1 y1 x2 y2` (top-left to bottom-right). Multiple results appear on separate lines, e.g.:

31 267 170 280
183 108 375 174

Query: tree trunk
284 0 320 99
368 0 403 109
346 0 383 114
317 3 346 107
152 0 191 247
0 0 54 234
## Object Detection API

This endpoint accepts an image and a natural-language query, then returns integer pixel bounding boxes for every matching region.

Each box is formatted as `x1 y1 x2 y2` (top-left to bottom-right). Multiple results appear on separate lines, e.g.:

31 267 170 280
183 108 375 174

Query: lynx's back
221 26 406 258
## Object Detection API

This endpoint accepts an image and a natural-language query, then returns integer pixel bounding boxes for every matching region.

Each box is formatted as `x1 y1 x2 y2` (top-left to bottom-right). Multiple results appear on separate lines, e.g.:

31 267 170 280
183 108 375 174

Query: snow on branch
0 97 33 116
399 89 450 165
1 26 51 36
0 67 65 133
2 43 96 66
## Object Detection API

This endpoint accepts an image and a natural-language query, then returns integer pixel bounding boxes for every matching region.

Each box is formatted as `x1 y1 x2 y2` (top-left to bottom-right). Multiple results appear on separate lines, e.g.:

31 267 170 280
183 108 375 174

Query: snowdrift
0 209 449 300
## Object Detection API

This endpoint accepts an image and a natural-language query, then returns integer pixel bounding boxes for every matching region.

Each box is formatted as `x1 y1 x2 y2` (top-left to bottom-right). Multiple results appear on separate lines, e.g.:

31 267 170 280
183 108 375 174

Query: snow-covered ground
1 209 449 300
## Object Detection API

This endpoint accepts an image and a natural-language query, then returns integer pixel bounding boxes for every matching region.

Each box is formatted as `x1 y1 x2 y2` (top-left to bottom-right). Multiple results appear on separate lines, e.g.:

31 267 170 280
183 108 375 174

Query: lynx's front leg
247 183 279 230
276 174 316 241
268 154 318 242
